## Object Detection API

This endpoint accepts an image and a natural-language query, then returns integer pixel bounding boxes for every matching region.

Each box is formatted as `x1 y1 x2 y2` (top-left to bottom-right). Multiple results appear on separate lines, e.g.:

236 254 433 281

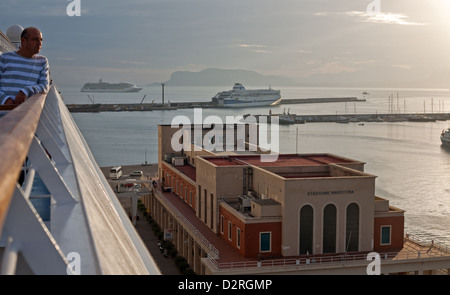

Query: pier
247 112 450 124
66 97 364 113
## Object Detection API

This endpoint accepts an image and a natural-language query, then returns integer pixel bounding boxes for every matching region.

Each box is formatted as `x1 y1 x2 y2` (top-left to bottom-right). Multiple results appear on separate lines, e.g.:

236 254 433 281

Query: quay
66 97 364 113
247 112 450 124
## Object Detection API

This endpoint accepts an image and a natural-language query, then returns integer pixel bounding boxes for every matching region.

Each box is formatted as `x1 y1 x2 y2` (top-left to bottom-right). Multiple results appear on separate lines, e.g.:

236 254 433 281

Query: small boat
362 91 370 95
278 114 295 125
278 108 295 125
441 128 450 146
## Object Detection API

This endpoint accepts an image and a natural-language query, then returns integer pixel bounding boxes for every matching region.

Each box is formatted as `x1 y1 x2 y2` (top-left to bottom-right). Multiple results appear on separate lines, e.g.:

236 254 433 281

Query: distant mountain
147 67 450 89
162 68 297 87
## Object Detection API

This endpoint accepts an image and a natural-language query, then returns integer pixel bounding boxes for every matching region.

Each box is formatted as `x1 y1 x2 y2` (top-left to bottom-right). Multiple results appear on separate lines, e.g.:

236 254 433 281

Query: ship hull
81 87 142 93
222 97 282 108
441 135 450 146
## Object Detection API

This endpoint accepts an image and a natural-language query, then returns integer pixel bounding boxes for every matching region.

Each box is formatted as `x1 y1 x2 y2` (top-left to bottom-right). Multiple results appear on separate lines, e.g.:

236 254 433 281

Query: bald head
18 27 43 58
21 27 40 39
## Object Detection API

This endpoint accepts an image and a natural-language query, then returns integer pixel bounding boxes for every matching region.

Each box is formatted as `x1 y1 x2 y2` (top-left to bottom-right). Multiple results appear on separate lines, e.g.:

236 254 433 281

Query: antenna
87 94 95 104
161 83 165 106
140 94 147 104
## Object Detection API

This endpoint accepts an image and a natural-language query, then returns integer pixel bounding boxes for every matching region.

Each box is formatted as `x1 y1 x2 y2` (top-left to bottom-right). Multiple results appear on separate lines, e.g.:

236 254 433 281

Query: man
0 27 50 105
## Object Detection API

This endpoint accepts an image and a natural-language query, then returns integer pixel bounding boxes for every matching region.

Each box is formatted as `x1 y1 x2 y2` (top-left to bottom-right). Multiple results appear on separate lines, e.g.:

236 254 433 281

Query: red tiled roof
206 157 245 166
172 164 196 182
204 154 355 167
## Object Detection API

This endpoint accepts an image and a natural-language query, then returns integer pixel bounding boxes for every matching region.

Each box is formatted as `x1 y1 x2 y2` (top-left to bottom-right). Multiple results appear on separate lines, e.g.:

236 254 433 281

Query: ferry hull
222 97 282 108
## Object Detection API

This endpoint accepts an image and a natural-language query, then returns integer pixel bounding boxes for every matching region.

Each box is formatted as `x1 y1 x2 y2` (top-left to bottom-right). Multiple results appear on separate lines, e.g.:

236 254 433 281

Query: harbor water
61 85 450 245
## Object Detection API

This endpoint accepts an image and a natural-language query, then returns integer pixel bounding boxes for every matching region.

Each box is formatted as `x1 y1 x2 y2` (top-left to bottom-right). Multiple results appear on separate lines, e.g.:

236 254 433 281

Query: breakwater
66 97 364 113
248 112 450 124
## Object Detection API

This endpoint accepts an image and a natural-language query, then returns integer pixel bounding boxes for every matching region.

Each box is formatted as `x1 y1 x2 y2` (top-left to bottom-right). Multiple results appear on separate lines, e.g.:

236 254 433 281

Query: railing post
0 93 46 235
0 236 19 275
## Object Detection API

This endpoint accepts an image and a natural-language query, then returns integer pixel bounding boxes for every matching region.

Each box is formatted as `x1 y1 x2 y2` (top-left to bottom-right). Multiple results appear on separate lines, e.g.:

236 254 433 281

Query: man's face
22 29 43 56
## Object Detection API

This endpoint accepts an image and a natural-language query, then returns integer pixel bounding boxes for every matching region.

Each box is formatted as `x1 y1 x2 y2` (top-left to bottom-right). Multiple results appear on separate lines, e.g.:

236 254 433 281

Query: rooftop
204 154 358 168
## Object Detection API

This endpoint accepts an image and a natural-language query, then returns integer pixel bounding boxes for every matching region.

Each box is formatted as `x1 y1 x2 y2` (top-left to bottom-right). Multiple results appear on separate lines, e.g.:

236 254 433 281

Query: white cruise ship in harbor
81 79 142 93
211 83 281 107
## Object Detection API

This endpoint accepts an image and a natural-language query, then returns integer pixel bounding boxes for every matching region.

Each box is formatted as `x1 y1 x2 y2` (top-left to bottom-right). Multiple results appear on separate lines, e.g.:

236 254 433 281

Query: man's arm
21 57 50 98
0 54 12 105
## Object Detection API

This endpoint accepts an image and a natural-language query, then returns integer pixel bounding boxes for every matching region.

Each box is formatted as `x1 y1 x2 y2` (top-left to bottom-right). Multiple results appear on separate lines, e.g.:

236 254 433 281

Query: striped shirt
0 51 50 105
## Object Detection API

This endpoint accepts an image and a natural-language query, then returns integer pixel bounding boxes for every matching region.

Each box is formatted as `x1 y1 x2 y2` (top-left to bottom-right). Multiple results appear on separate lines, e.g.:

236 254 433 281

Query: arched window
346 203 359 252
299 205 313 255
323 204 337 253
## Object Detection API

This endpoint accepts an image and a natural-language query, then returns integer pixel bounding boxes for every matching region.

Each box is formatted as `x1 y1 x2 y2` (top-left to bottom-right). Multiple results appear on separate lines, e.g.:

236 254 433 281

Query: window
323 204 337 253
381 226 391 245
346 203 359 252
210 193 214 229
299 205 314 255
203 189 207 223
237 228 241 248
228 221 232 241
220 215 224 234
260 232 271 252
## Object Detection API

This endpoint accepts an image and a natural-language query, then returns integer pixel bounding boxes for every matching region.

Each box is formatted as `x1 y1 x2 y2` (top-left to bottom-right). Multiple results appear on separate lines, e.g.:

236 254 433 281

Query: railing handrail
0 93 46 235
208 233 450 271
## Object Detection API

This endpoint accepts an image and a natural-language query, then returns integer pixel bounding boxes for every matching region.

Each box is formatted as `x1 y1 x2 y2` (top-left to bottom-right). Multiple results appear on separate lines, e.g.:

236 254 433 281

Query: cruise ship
81 79 142 93
211 83 281 107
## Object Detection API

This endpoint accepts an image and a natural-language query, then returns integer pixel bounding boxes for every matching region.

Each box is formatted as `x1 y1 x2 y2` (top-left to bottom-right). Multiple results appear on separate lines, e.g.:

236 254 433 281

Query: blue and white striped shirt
0 51 50 105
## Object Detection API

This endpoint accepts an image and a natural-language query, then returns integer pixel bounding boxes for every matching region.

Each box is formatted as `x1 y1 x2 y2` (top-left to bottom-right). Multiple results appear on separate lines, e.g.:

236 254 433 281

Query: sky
1 0 450 87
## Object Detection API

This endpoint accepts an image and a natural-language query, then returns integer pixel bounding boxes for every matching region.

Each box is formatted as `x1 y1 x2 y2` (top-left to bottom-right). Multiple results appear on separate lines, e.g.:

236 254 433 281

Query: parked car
130 170 143 177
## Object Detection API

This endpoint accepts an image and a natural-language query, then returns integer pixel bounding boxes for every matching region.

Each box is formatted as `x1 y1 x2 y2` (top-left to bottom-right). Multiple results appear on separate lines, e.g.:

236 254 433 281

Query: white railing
0 31 15 53
207 234 450 271
0 87 161 275
405 234 450 254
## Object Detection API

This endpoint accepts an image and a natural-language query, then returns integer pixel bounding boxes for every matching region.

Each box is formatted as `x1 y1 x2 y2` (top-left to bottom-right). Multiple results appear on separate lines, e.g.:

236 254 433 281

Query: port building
139 124 450 274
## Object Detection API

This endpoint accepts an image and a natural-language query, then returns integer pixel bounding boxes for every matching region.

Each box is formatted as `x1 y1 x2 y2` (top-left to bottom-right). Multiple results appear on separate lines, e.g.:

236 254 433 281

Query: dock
245 112 450 124
66 97 364 113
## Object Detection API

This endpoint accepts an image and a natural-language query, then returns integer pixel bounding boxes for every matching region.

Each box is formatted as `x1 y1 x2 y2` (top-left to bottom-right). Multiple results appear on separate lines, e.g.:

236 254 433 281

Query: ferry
211 83 281 107
81 79 142 93
441 128 450 146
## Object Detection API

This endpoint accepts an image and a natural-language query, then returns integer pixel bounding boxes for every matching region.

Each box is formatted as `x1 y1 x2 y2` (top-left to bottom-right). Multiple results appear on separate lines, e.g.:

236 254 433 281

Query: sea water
60 85 450 245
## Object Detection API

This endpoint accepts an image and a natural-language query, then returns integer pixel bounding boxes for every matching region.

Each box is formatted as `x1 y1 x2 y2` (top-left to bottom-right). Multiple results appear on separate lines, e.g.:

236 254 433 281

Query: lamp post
161 83 165 106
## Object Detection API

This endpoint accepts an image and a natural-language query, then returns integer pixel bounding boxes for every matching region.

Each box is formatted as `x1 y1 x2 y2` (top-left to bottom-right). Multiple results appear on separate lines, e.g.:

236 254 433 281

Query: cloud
346 11 427 26
316 10 427 26
352 59 377 65
237 44 272 54
238 44 268 49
